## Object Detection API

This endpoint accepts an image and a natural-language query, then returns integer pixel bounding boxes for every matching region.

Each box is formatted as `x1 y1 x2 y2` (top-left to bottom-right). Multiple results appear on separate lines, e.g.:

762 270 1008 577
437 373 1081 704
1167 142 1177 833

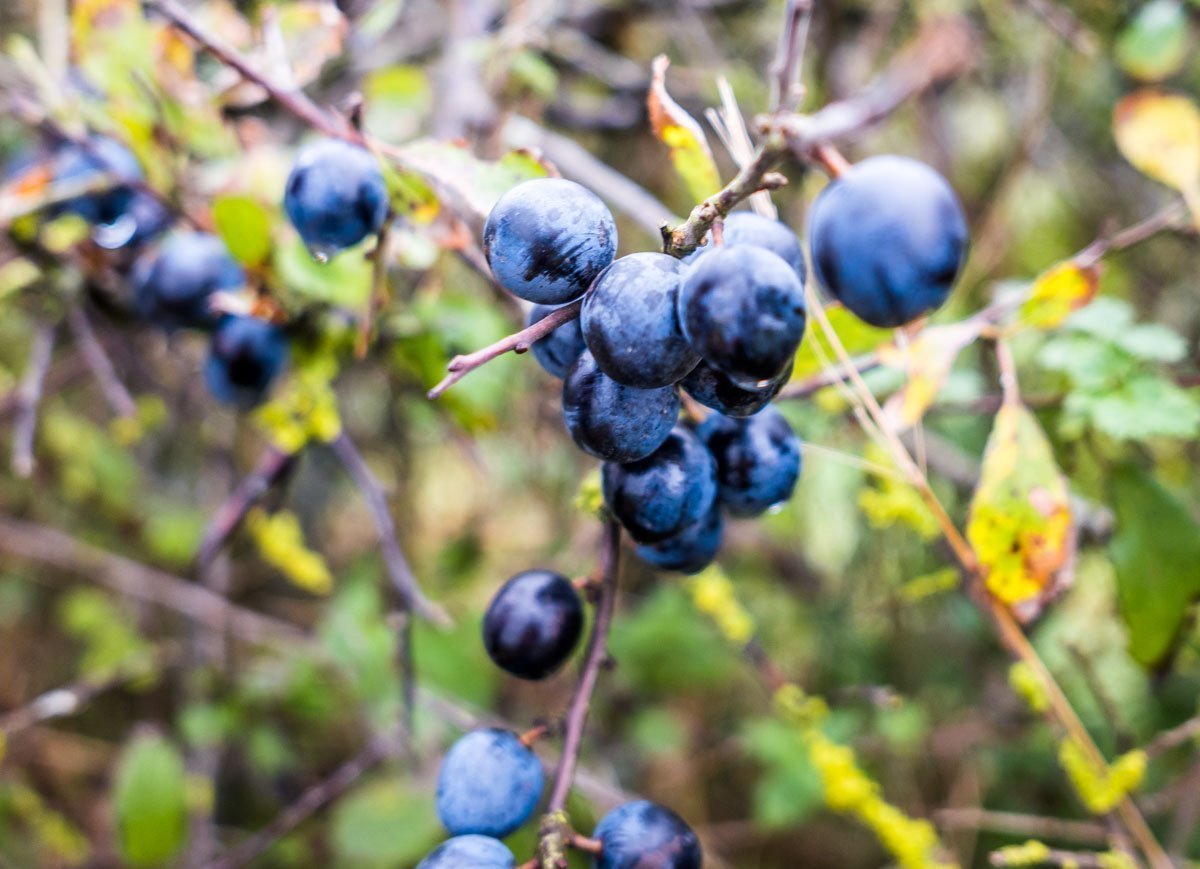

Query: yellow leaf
245 509 333 595
648 55 721 202
1113 90 1200 227
879 321 984 429
967 403 1074 620
1019 261 1101 329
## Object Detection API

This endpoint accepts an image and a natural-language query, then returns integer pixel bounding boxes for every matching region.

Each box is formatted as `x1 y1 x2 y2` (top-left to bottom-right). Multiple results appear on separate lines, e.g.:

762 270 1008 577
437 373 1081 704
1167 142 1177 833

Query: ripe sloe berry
483 570 584 680
562 350 679 463
435 728 544 838
592 800 702 869
602 425 717 544
678 245 806 384
808 155 967 328
698 405 801 517
483 178 617 305
283 138 388 259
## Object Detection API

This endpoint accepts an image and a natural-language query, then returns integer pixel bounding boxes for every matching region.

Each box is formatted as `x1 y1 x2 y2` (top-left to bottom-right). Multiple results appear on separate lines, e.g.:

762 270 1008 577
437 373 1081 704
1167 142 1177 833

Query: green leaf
740 717 823 828
330 777 441 867
113 732 188 867
318 579 401 731
1083 376 1200 441
213 195 273 267
1110 466 1200 667
274 235 372 308
412 609 497 708
392 139 549 220
1116 0 1191 83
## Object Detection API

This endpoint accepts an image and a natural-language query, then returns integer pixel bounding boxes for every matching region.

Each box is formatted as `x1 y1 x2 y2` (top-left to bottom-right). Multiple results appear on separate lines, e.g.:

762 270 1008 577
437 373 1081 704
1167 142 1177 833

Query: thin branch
769 0 813 113
0 644 179 736
989 846 1121 868
935 808 1109 846
64 304 137 419
142 0 357 143
1075 199 1191 269
204 738 392 869
776 352 882 400
538 520 621 869
427 297 583 399
769 17 977 157
0 515 303 646
195 446 297 572
11 321 55 479
330 431 449 626
357 214 394 358
1145 713 1200 760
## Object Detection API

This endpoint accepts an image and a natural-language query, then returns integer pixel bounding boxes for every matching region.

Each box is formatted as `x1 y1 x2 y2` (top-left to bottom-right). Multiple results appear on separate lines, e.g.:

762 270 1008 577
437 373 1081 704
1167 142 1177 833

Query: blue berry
283 138 388 258
94 188 173 251
562 350 679 463
417 835 515 869
483 570 583 680
592 800 702 869
204 315 288 408
697 405 801 517
602 425 717 544
483 178 617 304
51 135 143 227
808 155 967 328
134 232 244 330
678 245 806 384
435 729 544 838
581 253 699 388
634 507 723 574
685 211 806 282
527 303 587 378
681 358 792 418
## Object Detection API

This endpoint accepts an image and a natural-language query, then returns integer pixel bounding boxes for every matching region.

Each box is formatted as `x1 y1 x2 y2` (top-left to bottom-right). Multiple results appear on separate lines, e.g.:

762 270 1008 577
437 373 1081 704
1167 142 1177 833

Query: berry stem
426 297 584 399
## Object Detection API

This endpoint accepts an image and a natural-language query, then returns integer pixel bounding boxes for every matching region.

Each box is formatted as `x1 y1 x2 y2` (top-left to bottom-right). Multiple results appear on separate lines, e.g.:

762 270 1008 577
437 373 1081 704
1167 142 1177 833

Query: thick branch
427 297 584 399
330 431 449 625
538 520 621 868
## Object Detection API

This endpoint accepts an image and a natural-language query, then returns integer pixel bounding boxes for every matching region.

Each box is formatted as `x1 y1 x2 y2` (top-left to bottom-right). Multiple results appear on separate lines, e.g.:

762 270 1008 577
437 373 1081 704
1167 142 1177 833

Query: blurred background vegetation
0 0 1199 867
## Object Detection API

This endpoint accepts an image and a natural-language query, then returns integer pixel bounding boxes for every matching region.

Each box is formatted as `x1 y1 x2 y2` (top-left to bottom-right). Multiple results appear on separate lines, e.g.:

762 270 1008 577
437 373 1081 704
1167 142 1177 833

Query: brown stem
1074 199 1191 269
538 520 621 868
776 352 882 400
427 297 584 399
935 808 1109 845
769 0 813 113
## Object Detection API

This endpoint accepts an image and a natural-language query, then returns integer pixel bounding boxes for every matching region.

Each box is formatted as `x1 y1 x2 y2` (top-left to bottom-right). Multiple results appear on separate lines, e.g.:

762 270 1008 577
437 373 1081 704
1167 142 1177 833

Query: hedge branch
536 520 621 868
11 321 55 479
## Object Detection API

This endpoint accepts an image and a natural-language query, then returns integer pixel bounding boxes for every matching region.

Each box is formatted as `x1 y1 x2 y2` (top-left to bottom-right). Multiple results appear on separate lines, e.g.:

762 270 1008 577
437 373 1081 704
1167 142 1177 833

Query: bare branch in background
11 321 56 479
195 446 298 572
65 304 137 419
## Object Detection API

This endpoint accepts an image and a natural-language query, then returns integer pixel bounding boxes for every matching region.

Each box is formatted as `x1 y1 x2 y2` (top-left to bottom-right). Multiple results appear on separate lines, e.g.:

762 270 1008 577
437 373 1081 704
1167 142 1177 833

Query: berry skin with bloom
204 315 289 409
416 835 515 869
528 303 587 379
678 245 806 385
698 406 802 517
807 155 967 328
483 178 617 305
581 252 699 388
283 138 389 257
435 729 544 838
592 800 702 869
483 570 584 680
685 211 806 282
51 135 143 227
681 358 793 418
602 425 717 544
562 350 680 463
635 507 724 574
134 232 244 330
